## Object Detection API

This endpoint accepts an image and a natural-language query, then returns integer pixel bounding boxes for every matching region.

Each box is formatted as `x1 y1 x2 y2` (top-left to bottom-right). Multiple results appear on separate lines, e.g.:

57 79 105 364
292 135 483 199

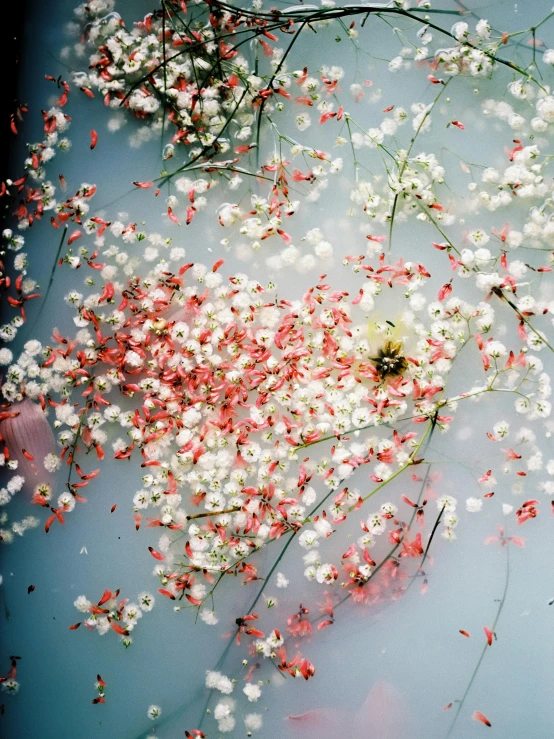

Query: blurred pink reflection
287 680 412 738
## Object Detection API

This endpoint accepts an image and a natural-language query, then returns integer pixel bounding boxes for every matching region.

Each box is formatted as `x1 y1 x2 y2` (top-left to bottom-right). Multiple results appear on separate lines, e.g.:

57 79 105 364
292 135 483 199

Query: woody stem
186 507 237 520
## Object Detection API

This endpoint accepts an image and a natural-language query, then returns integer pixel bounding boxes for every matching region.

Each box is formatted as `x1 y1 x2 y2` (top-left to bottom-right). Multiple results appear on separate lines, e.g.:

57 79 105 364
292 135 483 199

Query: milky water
1 1 554 738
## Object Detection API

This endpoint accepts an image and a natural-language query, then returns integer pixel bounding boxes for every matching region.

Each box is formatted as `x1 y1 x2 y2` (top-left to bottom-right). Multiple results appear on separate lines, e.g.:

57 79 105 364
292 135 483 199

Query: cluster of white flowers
433 19 497 77
0 511 40 545
2 223 551 567
205 670 258 732
350 150 448 251
73 590 155 647
219 194 338 271
68 4 276 155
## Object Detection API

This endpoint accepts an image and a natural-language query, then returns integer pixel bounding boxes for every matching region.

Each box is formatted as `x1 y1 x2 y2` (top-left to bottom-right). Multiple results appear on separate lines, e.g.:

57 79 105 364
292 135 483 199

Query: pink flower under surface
0 399 56 489
287 680 413 738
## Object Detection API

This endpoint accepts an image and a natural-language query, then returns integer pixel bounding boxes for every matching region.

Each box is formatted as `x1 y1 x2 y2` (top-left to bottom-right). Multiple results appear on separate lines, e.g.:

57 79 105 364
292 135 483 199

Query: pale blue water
2 1 554 738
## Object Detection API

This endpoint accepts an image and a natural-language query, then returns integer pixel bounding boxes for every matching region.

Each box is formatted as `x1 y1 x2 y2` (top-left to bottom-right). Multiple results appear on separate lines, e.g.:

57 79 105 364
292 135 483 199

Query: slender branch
389 79 451 250
500 292 554 354
445 544 511 737
25 225 68 338
186 507 237 520
213 1 547 88
255 20 307 162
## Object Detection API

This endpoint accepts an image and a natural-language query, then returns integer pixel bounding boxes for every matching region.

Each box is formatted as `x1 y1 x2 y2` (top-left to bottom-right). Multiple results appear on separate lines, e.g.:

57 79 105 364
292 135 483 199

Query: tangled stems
355 416 437 509
389 79 452 251
211 0 551 90
168 345 541 735
119 15 285 106
210 0 552 91
117 0 551 198
127 413 440 738
192 412 443 613
445 544 511 738
419 205 554 356
191 414 439 730
254 19 308 161
292 438 440 627
248 414 438 610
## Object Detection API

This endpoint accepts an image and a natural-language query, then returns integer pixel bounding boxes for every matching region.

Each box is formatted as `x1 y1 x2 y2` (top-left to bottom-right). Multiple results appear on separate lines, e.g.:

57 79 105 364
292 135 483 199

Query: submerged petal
0 399 56 490
286 708 346 737
355 680 413 738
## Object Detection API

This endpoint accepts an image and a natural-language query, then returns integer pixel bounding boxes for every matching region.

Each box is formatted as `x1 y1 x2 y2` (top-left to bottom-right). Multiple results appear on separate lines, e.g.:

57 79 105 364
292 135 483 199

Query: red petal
148 546 165 561
185 594 202 606
168 207 180 225
67 230 83 246
98 589 113 606
472 710 491 727
110 621 129 636
158 588 176 600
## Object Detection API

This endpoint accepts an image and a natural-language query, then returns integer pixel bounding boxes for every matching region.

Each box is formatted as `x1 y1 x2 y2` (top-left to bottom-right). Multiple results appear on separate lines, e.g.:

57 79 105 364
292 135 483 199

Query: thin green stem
445 544 510 737
26 225 68 337
389 79 451 250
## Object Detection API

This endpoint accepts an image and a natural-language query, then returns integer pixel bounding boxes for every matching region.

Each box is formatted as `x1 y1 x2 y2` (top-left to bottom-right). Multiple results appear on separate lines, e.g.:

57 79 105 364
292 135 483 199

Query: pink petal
286 708 345 737
0 399 56 490
355 680 413 738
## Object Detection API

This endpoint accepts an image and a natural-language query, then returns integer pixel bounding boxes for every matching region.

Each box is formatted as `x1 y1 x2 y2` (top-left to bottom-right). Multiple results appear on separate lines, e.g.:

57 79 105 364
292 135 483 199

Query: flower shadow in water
287 680 413 738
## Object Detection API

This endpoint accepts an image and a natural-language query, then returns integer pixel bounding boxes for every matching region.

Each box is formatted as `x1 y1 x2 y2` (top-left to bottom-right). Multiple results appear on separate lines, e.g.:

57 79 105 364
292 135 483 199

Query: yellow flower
366 315 411 382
